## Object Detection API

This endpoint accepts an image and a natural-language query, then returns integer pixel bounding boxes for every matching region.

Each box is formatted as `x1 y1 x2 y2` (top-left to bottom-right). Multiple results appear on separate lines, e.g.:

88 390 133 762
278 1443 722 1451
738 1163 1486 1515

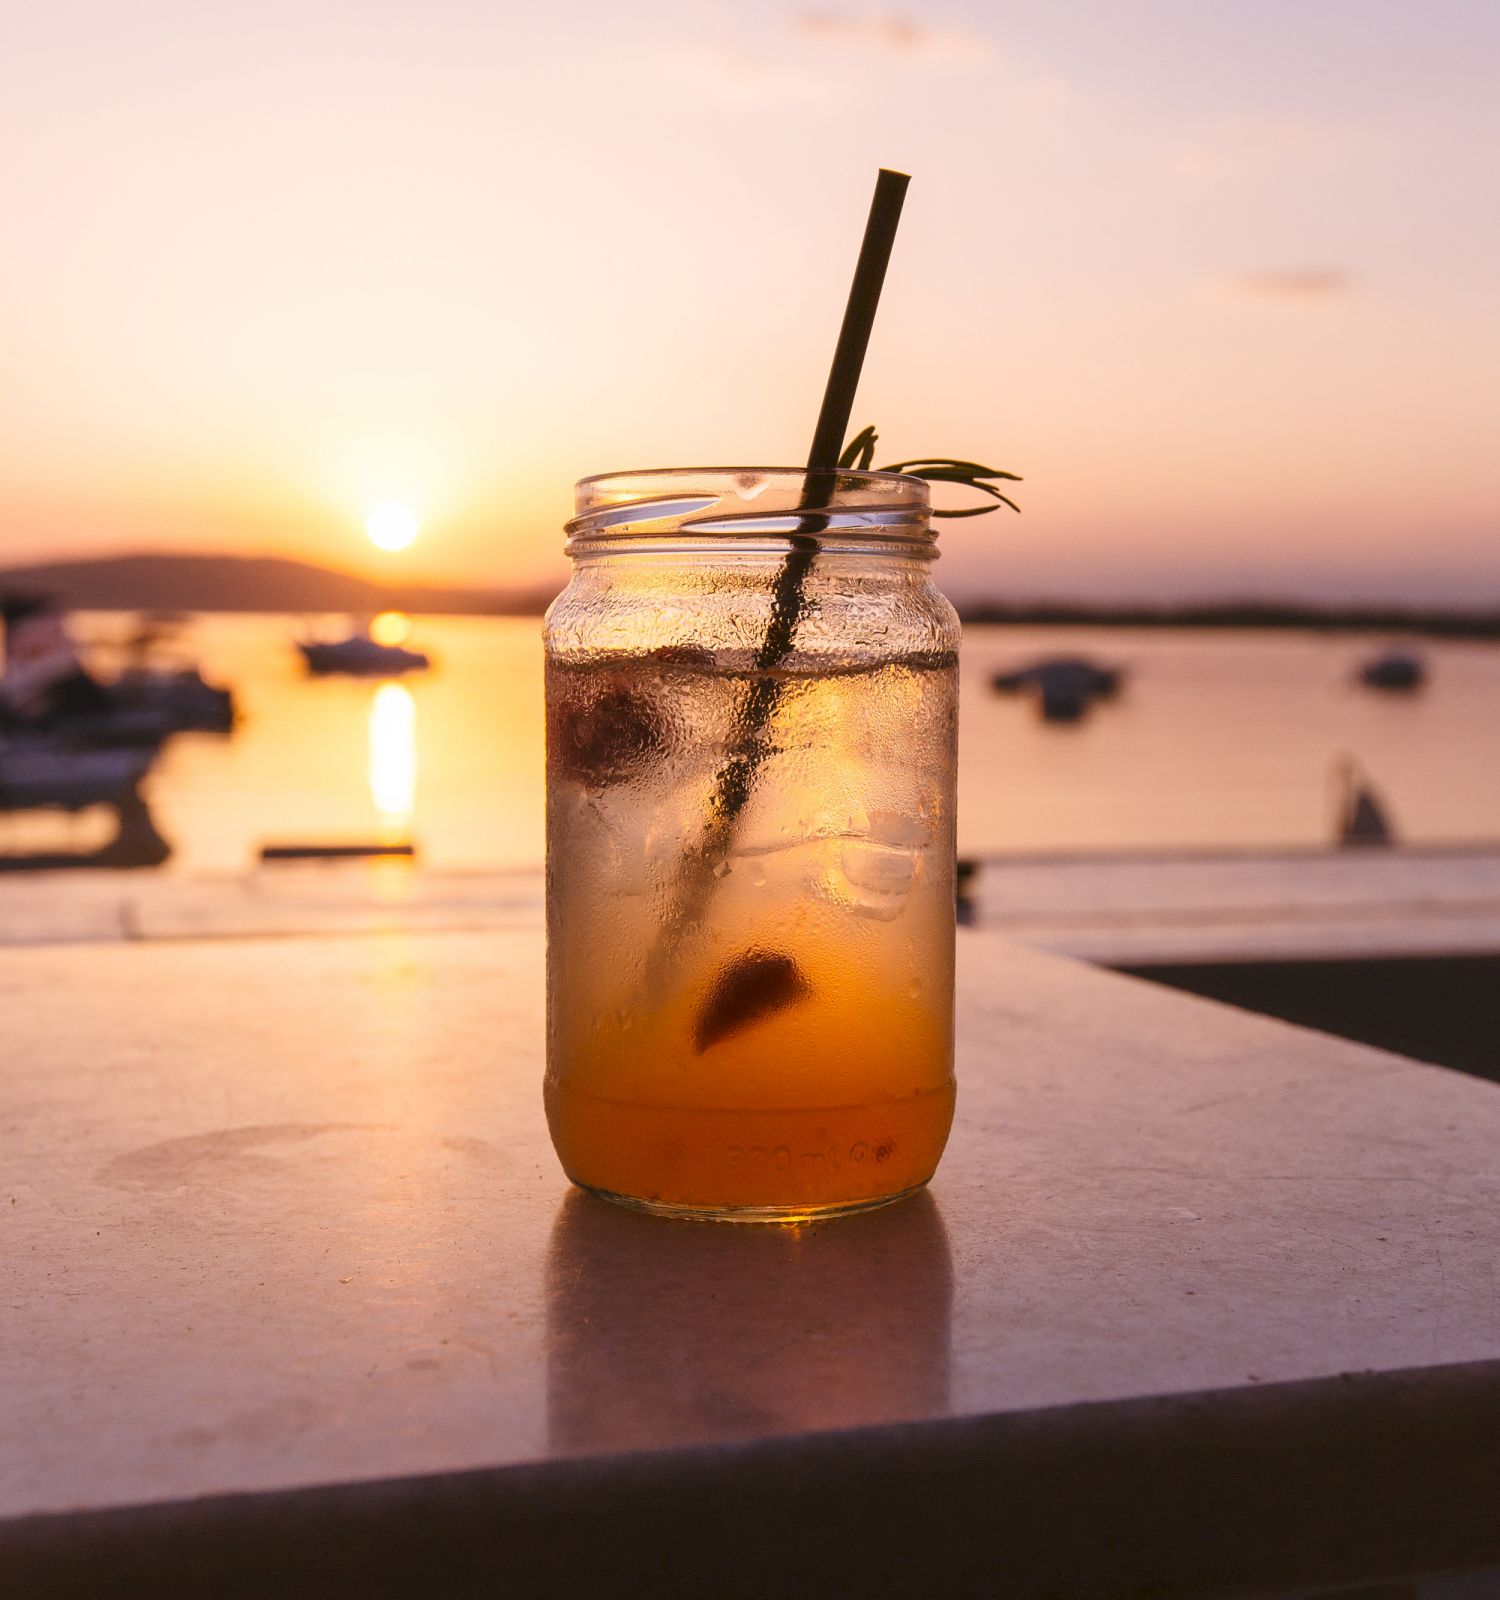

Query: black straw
718 169 911 821
805 168 910 474
656 169 913 964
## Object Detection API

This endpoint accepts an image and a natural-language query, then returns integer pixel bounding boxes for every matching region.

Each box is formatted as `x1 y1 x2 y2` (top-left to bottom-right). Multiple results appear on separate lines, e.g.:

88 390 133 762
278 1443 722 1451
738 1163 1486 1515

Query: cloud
1232 270 1355 300
642 9 998 105
790 10 995 67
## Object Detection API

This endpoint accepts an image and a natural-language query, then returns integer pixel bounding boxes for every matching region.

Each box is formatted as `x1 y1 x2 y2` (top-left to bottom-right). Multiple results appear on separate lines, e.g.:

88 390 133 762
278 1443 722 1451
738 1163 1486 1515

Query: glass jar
543 467 959 1221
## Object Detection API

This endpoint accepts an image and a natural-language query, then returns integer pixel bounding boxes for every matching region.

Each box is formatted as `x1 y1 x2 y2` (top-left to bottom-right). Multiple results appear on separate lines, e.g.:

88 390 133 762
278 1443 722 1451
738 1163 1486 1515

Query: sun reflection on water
369 610 412 647
368 681 416 835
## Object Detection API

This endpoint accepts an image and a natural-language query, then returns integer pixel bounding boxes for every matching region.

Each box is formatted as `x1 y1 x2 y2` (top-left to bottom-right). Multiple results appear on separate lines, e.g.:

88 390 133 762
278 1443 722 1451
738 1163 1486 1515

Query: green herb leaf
844 427 1023 517
838 425 879 470
883 458 1022 483
932 494 1022 518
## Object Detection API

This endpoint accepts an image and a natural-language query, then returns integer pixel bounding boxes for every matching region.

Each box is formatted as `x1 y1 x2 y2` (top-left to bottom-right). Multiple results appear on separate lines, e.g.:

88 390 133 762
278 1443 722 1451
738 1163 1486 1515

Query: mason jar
543 467 959 1221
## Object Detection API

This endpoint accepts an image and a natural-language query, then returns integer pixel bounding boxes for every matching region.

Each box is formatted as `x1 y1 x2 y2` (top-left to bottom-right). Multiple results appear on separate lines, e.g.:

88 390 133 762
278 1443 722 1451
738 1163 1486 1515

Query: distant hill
0 553 551 616
6 552 1498 637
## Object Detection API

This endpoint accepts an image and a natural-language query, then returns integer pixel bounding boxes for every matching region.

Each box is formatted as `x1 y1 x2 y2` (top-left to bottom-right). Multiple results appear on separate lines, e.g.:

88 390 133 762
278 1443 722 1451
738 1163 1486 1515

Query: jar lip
568 467 933 555
575 465 926 493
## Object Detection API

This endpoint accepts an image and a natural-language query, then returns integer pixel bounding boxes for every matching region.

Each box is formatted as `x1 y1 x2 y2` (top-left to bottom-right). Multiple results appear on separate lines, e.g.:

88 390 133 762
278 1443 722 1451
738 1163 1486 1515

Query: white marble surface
4 926 1499 1521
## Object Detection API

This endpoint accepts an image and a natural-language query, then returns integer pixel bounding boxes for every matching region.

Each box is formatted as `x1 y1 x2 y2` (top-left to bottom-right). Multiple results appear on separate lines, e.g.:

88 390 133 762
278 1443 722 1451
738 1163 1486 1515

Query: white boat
298 634 430 677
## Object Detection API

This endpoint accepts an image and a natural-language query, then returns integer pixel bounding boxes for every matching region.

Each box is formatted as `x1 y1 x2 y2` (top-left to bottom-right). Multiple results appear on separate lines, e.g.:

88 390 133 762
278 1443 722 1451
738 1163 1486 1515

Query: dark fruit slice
548 676 666 790
694 949 811 1053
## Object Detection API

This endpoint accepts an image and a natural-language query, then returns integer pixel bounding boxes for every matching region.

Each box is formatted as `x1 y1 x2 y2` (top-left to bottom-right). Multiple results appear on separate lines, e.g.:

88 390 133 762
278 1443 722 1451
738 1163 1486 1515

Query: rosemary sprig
838 424 1022 516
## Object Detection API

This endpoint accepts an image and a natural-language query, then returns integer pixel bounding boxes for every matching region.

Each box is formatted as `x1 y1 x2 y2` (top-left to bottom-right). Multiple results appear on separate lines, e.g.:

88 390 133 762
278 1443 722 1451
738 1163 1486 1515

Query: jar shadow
544 1185 953 1456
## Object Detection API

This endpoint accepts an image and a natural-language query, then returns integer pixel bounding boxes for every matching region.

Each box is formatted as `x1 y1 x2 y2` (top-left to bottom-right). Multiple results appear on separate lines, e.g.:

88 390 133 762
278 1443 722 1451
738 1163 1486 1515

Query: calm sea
23 613 1500 874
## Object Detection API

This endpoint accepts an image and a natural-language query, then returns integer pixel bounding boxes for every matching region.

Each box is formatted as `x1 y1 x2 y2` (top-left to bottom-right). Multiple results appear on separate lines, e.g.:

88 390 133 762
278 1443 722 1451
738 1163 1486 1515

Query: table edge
6 1356 1500 1600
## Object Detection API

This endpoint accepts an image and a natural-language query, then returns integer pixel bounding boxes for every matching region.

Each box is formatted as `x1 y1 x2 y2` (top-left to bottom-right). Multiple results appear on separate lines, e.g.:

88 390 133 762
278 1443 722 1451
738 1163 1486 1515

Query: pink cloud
1234 269 1355 299
791 9 994 66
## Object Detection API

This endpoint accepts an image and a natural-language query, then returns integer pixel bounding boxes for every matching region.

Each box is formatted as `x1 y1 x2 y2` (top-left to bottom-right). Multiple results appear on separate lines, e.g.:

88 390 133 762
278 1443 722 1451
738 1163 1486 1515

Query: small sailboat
1334 756 1396 848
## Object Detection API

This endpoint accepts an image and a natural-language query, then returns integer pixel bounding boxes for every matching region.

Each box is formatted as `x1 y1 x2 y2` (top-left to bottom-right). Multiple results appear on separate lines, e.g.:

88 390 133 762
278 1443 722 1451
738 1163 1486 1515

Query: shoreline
4 555 1499 636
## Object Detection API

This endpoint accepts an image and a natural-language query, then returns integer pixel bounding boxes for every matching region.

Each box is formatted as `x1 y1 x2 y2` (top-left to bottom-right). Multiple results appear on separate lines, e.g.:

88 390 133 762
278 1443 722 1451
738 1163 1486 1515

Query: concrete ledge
972 847 1500 965
6 1359 1500 1600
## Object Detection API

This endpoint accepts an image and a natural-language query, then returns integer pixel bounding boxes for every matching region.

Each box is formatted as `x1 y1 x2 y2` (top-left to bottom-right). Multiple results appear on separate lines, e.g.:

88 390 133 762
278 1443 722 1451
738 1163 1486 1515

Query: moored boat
298 634 430 677
1359 649 1425 692
0 737 154 812
991 655 1124 723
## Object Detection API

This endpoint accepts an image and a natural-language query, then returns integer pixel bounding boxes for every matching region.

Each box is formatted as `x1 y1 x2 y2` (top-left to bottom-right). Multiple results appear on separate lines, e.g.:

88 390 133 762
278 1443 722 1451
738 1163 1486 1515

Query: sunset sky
2 0 1496 604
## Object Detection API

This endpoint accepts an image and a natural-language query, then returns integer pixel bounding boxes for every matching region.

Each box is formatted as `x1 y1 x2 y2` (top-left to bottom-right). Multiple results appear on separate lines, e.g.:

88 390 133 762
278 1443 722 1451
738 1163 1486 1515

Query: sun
366 500 420 552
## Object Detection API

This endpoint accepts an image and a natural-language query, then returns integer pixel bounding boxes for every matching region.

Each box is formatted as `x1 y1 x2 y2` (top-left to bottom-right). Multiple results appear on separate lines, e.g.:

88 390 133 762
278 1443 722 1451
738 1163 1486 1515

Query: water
17 613 1499 873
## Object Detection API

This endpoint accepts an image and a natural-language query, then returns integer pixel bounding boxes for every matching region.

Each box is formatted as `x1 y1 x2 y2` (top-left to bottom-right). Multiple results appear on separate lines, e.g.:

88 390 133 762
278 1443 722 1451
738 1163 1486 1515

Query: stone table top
3 926 1499 1597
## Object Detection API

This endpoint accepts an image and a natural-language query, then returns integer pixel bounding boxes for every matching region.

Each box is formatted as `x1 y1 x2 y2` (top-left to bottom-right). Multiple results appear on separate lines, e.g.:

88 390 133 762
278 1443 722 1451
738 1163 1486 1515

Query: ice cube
866 812 929 851
584 789 691 896
731 806 854 863
819 812 929 921
829 841 918 919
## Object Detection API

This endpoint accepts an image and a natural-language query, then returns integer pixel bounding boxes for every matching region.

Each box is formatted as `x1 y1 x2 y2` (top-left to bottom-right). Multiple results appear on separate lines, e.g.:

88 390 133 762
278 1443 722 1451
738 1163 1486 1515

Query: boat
113 665 234 733
298 634 431 677
0 737 154 813
11 668 235 749
990 656 1124 723
1359 649 1425 692
1334 756 1396 848
2 594 235 744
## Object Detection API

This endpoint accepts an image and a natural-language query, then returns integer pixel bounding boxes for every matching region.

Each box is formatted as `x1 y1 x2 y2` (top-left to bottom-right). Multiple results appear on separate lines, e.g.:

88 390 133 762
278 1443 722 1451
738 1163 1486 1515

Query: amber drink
544 469 958 1220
